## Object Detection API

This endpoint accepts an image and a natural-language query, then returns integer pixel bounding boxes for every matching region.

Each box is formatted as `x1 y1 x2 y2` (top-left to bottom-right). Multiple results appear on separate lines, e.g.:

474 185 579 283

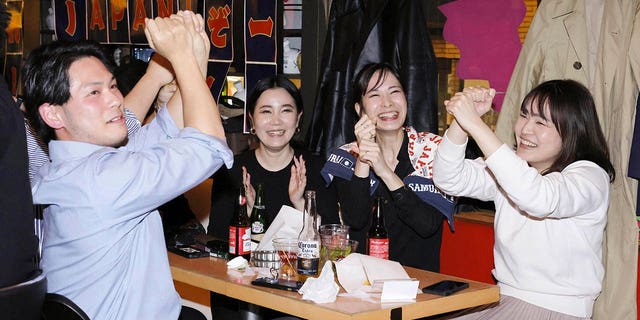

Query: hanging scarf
321 127 456 230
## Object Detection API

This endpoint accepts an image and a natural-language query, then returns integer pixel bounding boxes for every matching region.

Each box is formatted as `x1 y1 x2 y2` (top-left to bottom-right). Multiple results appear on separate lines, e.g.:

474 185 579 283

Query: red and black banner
205 0 233 101
108 0 130 44
88 0 108 43
47 0 279 131
244 0 277 132
54 0 87 42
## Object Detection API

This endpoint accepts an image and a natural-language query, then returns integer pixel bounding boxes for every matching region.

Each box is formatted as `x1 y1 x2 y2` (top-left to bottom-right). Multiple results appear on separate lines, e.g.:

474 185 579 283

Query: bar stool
0 271 47 320
42 293 90 320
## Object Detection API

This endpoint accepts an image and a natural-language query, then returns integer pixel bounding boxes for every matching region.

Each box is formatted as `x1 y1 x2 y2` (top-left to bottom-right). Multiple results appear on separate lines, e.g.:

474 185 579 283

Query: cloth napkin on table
298 261 340 303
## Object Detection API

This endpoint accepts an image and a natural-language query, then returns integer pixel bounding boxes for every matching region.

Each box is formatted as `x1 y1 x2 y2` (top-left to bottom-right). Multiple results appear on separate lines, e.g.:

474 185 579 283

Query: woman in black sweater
324 63 454 272
207 75 339 320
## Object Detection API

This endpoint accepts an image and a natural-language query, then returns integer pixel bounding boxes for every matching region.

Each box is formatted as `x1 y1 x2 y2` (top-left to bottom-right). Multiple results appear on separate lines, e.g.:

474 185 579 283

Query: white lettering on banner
408 183 436 193
407 183 455 203
327 154 343 164
327 154 352 168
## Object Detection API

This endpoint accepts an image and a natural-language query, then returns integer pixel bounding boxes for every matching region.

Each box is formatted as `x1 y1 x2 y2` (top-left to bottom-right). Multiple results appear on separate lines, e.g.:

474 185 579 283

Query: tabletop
169 252 499 320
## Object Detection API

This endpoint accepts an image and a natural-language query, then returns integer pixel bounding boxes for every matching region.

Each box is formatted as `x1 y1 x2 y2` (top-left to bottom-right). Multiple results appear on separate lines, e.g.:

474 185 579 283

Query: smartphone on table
421 280 469 296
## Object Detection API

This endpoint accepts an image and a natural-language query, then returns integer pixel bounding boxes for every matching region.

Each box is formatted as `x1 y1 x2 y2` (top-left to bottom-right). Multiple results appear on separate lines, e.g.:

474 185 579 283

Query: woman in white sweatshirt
433 79 615 320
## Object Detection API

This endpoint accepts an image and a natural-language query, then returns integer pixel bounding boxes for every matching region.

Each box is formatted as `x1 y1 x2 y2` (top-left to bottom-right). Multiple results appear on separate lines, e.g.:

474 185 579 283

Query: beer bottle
297 190 320 281
250 183 268 245
229 185 251 260
367 196 389 260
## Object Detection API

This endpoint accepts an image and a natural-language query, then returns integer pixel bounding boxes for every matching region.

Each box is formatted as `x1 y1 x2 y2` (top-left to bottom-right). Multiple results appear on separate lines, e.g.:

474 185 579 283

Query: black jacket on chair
307 0 438 157
0 77 39 288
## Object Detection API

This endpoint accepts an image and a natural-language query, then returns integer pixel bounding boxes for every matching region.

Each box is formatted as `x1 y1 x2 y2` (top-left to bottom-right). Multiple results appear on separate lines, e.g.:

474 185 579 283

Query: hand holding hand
242 166 255 213
357 139 393 178
444 86 495 133
156 80 177 108
288 155 307 211
177 11 210 77
144 13 192 63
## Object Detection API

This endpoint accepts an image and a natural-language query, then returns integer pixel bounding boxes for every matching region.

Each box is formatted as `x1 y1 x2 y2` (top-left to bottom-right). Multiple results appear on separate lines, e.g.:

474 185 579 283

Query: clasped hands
444 86 496 132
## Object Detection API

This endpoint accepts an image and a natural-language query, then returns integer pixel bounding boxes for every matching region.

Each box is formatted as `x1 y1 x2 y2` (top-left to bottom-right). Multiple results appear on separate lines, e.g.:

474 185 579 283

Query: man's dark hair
22 40 116 144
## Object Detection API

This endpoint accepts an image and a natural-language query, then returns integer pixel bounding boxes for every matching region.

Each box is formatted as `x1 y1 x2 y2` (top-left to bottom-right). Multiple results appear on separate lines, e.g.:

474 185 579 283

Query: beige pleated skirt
434 295 591 320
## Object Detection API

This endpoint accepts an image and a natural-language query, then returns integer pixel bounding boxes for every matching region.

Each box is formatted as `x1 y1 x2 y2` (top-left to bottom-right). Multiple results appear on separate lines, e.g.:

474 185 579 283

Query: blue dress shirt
33 107 233 320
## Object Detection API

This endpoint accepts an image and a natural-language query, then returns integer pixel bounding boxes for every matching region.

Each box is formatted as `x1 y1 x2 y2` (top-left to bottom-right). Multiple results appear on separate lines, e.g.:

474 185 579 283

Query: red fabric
440 219 496 284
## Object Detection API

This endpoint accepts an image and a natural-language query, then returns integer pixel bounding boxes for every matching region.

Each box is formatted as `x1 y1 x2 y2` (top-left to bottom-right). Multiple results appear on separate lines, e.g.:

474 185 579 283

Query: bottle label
368 238 389 260
297 240 320 275
229 226 251 255
251 221 265 234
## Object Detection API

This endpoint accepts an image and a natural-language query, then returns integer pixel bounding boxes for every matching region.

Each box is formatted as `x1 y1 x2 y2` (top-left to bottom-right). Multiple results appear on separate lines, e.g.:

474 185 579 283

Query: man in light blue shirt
22 12 231 320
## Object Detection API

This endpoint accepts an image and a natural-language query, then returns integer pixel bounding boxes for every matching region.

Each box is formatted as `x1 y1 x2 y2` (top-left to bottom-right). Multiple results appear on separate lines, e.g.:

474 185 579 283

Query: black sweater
333 134 443 272
208 149 340 241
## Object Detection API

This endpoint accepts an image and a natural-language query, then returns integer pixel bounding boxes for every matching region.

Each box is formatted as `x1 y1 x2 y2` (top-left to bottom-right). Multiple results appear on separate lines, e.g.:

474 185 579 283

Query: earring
295 127 301 134
250 127 256 135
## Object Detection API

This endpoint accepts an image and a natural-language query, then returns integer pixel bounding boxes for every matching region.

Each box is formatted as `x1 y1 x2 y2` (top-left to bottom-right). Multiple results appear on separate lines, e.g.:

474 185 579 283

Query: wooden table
169 253 499 320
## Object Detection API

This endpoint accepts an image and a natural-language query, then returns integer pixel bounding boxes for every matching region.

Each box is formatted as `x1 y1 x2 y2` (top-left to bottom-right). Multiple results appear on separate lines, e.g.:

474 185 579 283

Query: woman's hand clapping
289 155 307 211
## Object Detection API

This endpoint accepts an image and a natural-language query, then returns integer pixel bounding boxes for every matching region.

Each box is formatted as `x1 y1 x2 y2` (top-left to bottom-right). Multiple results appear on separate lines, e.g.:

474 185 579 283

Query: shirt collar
48 140 113 163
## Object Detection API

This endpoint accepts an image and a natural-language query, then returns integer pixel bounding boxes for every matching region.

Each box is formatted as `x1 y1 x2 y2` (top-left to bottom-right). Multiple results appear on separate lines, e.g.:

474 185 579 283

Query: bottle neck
302 193 318 233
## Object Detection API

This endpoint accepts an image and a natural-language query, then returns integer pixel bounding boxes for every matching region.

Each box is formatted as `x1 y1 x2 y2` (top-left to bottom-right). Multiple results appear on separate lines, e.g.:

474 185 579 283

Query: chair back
42 293 90 320
0 271 47 320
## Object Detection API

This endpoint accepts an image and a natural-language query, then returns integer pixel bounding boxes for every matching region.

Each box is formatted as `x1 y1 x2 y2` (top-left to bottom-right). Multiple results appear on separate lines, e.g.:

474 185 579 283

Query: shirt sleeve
432 131 498 201
485 145 610 219
88 127 232 220
125 107 180 151
390 186 443 237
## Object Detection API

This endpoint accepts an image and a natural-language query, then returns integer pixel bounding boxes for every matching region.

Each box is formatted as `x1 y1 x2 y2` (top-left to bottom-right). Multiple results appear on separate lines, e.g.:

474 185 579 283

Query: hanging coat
493 1 640 319
307 0 438 158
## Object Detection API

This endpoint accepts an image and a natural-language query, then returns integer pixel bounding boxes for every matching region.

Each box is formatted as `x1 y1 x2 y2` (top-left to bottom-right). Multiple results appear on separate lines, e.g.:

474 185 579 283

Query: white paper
380 280 420 302
360 255 410 283
256 205 303 251
334 254 411 295
334 253 369 293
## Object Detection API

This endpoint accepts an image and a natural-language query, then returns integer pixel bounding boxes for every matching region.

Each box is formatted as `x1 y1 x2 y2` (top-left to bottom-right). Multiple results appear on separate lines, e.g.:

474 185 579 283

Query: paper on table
360 254 410 283
380 280 420 302
334 253 368 293
334 253 411 294
256 205 302 251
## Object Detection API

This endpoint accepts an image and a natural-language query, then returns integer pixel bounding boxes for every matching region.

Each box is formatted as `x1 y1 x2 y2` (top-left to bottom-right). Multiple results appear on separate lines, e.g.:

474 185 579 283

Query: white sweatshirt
433 133 609 318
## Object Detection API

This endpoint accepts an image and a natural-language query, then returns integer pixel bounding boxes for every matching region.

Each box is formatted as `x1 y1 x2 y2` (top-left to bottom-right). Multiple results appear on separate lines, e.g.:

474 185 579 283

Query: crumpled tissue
298 261 339 303
227 256 249 269
226 256 256 278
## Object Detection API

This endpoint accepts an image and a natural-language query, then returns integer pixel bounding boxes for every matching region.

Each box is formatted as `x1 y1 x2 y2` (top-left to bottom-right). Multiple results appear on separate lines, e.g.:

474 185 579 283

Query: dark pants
179 306 207 320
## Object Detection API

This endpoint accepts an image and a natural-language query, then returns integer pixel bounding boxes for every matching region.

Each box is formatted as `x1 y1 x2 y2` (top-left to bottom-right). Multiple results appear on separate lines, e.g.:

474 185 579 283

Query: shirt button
573 61 582 70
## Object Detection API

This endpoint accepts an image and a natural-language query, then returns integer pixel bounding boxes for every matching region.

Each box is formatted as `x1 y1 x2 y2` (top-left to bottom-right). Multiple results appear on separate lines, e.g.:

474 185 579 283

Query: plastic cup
272 238 299 281
319 224 350 245
321 238 358 264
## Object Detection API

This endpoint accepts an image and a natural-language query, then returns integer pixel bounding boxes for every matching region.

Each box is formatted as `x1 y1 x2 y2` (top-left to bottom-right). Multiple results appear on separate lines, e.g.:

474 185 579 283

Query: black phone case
421 280 469 296
168 244 210 259
251 277 303 292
